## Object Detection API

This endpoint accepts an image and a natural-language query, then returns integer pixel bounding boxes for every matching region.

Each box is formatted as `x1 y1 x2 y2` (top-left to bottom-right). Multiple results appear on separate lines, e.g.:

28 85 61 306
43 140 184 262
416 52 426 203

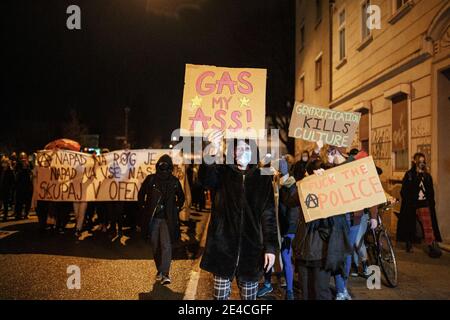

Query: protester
333 150 378 300
199 130 278 300
138 154 185 285
397 153 442 258
290 148 352 300
73 201 88 238
292 150 310 181
257 157 300 300
14 153 33 220
0 157 15 221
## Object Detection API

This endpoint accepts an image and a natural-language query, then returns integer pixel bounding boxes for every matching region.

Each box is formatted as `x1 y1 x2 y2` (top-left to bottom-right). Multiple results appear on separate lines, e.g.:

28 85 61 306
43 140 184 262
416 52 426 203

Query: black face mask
418 162 426 170
158 161 170 172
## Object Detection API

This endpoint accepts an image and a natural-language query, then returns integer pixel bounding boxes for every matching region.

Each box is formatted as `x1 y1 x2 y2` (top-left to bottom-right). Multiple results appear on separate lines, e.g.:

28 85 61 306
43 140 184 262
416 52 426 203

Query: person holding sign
199 130 278 300
291 154 352 300
138 154 185 285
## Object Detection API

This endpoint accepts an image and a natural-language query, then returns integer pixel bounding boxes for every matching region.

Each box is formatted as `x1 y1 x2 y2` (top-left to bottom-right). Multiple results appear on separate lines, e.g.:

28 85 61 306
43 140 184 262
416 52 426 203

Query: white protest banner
297 156 386 223
179 64 267 139
288 102 361 147
34 149 182 202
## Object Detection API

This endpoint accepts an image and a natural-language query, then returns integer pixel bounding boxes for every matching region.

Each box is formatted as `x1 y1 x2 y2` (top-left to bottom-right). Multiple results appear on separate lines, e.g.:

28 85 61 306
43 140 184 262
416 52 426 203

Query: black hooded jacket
397 167 442 243
137 155 185 243
199 164 278 282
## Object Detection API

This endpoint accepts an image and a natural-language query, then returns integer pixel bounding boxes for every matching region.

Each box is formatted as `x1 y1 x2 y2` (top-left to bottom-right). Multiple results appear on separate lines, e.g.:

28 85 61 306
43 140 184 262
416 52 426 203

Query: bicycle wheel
377 229 398 288
363 228 379 267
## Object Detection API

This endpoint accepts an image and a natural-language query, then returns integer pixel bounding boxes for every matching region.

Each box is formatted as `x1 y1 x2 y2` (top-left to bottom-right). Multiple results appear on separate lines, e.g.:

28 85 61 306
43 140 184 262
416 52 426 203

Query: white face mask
334 153 346 165
237 150 252 167
328 150 346 165
302 156 309 162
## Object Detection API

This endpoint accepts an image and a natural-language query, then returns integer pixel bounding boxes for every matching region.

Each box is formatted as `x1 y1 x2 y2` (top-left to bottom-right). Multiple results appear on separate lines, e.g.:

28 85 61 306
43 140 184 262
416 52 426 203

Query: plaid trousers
416 207 435 245
213 275 259 300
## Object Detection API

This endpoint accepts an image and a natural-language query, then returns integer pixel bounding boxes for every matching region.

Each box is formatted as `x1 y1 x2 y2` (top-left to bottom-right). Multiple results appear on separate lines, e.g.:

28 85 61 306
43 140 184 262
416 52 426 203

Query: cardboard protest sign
288 102 361 147
297 156 386 223
180 64 267 139
34 149 182 202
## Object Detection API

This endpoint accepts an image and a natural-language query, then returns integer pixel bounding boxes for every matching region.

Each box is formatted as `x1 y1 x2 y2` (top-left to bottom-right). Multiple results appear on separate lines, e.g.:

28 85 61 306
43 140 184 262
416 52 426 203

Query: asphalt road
0 209 209 300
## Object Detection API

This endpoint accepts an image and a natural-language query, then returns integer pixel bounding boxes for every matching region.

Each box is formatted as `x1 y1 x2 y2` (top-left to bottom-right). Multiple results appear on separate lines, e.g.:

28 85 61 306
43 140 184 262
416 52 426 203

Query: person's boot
428 241 442 258
361 260 371 278
406 241 413 253
257 281 273 297
285 290 295 300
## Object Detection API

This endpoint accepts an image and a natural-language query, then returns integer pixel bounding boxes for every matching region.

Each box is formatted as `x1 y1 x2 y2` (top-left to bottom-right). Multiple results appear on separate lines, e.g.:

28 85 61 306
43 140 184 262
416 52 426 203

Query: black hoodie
137 155 185 243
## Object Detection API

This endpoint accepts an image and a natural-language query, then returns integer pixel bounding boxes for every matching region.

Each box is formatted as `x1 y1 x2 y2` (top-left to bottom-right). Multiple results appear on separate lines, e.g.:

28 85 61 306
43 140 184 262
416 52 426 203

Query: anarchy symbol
37 153 52 168
305 193 319 209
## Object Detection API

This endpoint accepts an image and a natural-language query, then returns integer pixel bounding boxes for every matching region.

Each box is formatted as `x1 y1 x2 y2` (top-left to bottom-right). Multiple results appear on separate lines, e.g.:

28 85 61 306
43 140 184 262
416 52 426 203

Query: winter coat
137 155 185 244
397 168 442 243
200 164 279 282
279 183 300 235
284 186 352 276
0 168 15 198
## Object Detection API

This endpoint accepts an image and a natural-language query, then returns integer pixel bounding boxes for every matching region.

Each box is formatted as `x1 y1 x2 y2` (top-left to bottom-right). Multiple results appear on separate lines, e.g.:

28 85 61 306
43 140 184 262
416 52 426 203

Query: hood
156 154 174 173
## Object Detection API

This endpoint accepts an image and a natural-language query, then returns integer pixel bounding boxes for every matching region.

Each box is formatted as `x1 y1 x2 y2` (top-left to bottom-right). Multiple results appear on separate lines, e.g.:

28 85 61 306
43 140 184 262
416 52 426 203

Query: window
298 74 305 102
361 0 371 40
315 56 322 89
300 23 305 51
338 9 346 61
389 0 413 24
316 0 322 25
391 93 409 171
359 108 369 152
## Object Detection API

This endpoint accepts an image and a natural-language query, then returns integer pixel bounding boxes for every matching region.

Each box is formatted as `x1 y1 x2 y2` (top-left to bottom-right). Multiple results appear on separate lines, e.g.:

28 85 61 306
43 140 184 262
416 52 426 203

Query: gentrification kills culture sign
289 102 361 147
34 149 181 202
179 64 267 138
297 156 387 223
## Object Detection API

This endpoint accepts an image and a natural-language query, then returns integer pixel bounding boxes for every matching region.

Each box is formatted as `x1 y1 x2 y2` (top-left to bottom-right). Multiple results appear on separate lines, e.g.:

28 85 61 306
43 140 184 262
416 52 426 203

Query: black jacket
0 168 15 198
200 164 278 282
397 168 442 243
137 155 185 244
279 183 300 235
285 186 351 275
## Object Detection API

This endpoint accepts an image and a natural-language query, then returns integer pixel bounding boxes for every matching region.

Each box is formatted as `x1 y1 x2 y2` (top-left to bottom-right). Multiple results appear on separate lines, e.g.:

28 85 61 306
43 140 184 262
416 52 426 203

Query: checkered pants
213 275 258 300
416 207 435 245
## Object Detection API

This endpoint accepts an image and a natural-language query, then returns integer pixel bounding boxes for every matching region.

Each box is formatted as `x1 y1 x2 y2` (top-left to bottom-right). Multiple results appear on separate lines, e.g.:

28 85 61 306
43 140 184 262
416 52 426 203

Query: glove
370 218 378 230
278 158 289 176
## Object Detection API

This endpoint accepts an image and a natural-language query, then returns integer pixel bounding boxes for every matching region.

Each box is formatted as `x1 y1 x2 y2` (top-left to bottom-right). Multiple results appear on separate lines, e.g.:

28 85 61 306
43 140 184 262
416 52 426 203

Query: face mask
237 151 252 167
158 162 170 171
302 156 308 162
334 154 346 165
418 162 426 170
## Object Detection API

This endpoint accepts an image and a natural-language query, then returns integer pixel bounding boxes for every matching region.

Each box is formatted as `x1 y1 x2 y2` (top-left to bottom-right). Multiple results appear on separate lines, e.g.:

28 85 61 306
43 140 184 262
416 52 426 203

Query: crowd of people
196 131 443 300
0 135 444 300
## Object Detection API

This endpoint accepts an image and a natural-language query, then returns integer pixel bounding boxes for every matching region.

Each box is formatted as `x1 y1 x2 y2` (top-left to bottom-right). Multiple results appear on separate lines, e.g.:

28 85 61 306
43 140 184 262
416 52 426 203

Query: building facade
295 0 450 242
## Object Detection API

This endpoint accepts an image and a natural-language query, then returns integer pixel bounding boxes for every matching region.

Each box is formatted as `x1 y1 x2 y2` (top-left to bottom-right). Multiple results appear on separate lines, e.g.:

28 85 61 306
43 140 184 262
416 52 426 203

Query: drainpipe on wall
329 0 335 108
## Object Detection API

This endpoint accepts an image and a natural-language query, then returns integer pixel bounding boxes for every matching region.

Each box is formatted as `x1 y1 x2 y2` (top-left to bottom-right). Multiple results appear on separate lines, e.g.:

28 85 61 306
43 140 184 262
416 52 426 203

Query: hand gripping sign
297 156 386 223
288 102 361 148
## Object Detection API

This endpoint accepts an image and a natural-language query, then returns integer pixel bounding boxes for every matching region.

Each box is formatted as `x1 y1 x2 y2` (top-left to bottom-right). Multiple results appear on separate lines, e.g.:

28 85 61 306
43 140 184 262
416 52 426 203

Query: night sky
2 0 295 153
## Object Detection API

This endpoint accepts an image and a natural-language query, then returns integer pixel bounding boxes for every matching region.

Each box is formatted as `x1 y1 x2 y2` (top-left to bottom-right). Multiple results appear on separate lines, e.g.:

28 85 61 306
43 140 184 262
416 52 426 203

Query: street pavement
0 209 209 300
1 209 449 300
195 243 450 300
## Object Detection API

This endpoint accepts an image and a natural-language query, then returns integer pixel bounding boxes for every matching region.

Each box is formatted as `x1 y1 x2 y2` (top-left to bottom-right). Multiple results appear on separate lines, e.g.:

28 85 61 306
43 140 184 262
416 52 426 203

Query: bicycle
360 202 398 288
